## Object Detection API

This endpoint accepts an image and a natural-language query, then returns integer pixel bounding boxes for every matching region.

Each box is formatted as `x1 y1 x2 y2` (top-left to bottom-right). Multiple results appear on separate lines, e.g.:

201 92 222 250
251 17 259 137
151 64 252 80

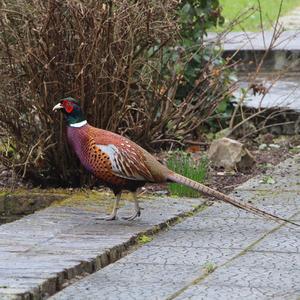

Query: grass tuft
138 235 153 245
167 151 208 198
203 262 217 274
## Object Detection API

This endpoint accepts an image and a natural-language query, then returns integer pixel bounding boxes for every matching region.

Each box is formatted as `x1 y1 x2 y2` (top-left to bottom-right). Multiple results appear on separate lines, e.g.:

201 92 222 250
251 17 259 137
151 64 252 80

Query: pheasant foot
122 192 142 220
96 193 120 221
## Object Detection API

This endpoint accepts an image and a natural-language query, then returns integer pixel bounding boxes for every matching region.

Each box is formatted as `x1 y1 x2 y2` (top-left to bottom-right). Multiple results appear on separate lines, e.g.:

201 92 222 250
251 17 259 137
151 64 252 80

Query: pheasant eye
62 100 74 113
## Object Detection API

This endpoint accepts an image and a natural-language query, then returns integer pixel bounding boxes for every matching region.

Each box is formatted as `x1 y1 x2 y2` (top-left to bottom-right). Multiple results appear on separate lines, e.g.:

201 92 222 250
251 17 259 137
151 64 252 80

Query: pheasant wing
96 143 155 182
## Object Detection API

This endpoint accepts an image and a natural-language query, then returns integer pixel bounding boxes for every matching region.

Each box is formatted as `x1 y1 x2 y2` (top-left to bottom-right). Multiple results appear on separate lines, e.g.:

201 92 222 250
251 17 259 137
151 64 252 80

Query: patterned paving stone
148 217 274 249
120 245 239 266
174 285 300 300
252 224 300 253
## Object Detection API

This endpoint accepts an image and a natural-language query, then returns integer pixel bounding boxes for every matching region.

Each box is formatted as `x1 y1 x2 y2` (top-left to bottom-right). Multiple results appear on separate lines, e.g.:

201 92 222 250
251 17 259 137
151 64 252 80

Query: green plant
167 151 208 197
260 176 276 184
258 163 273 169
203 262 217 274
138 234 153 245
289 147 300 154
179 0 224 38
170 0 236 133
141 0 236 145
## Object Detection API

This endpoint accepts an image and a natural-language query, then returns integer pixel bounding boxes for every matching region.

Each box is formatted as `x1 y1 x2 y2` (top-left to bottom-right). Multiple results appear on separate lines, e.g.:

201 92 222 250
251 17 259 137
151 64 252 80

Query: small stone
217 172 226 176
208 137 255 171
269 144 280 149
258 143 268 150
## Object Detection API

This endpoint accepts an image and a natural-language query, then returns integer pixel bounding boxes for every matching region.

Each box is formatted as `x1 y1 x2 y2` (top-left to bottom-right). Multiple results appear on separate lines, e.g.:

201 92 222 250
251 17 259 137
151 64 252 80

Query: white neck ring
69 120 87 128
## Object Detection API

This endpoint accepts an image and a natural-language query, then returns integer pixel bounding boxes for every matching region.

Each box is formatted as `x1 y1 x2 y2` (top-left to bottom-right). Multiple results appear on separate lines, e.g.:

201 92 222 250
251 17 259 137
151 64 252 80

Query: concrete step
206 31 300 71
232 76 300 136
236 76 300 111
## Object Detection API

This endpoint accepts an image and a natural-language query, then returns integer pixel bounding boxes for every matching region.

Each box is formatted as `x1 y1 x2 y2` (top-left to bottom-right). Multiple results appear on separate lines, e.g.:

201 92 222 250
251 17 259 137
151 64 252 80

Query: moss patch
138 234 153 244
0 188 69 224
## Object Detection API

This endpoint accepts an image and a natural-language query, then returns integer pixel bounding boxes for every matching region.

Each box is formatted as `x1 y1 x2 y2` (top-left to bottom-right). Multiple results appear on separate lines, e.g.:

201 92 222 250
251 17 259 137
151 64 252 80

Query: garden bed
0 189 68 224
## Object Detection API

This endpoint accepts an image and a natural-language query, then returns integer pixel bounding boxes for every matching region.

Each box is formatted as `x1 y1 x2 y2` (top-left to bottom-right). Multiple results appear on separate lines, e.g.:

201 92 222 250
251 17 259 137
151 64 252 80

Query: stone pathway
50 154 300 300
207 30 300 51
0 196 204 299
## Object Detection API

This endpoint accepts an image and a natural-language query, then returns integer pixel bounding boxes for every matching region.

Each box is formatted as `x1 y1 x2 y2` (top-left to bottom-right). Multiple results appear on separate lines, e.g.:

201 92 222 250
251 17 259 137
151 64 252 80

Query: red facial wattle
62 100 74 113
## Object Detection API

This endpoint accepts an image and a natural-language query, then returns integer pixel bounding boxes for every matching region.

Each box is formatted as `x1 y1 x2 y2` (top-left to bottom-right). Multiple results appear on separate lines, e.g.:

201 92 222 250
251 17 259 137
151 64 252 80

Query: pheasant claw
96 214 118 221
122 192 142 220
122 209 141 221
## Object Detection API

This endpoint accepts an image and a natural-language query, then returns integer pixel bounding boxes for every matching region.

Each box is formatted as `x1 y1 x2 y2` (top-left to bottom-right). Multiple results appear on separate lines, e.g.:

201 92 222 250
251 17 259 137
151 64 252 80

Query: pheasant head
53 97 86 126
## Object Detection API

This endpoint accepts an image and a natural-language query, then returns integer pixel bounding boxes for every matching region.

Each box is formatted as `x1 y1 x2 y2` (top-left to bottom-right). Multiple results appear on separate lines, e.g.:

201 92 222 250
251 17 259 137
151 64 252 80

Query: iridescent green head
53 97 86 126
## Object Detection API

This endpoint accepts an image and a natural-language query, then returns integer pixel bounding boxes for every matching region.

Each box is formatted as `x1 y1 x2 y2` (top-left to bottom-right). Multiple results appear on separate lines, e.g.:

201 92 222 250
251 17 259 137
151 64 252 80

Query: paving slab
50 154 300 300
207 31 300 51
0 196 204 299
174 285 300 300
235 77 300 111
206 31 300 71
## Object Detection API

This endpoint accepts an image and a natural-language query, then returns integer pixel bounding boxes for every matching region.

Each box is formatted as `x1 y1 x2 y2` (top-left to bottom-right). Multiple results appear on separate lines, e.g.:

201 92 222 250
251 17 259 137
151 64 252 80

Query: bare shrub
0 0 233 186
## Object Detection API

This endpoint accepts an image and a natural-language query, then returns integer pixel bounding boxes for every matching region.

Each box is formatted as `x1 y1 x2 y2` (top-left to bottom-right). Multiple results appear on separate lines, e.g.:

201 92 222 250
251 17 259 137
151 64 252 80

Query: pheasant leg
122 192 141 220
97 193 121 221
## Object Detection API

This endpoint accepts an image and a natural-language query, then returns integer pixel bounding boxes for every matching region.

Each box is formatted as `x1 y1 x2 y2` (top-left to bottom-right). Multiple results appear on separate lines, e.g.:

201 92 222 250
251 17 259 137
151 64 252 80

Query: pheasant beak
52 103 63 111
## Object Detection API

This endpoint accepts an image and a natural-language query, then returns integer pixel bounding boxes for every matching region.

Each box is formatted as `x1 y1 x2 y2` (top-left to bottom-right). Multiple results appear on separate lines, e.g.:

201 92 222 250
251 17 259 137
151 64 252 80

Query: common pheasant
53 97 299 226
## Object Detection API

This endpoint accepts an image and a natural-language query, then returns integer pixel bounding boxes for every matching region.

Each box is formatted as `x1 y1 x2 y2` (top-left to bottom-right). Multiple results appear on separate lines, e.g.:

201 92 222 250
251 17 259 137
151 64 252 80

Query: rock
269 144 281 149
258 143 268 150
208 137 255 171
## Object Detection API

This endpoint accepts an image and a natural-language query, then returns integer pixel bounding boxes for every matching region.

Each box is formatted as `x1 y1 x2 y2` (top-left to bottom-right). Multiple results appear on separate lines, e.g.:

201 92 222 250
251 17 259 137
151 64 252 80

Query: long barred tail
168 172 300 227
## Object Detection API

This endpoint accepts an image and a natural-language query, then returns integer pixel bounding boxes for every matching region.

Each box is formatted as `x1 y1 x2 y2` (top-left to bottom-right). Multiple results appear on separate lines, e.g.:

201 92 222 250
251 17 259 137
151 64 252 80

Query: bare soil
145 135 300 196
208 147 292 193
